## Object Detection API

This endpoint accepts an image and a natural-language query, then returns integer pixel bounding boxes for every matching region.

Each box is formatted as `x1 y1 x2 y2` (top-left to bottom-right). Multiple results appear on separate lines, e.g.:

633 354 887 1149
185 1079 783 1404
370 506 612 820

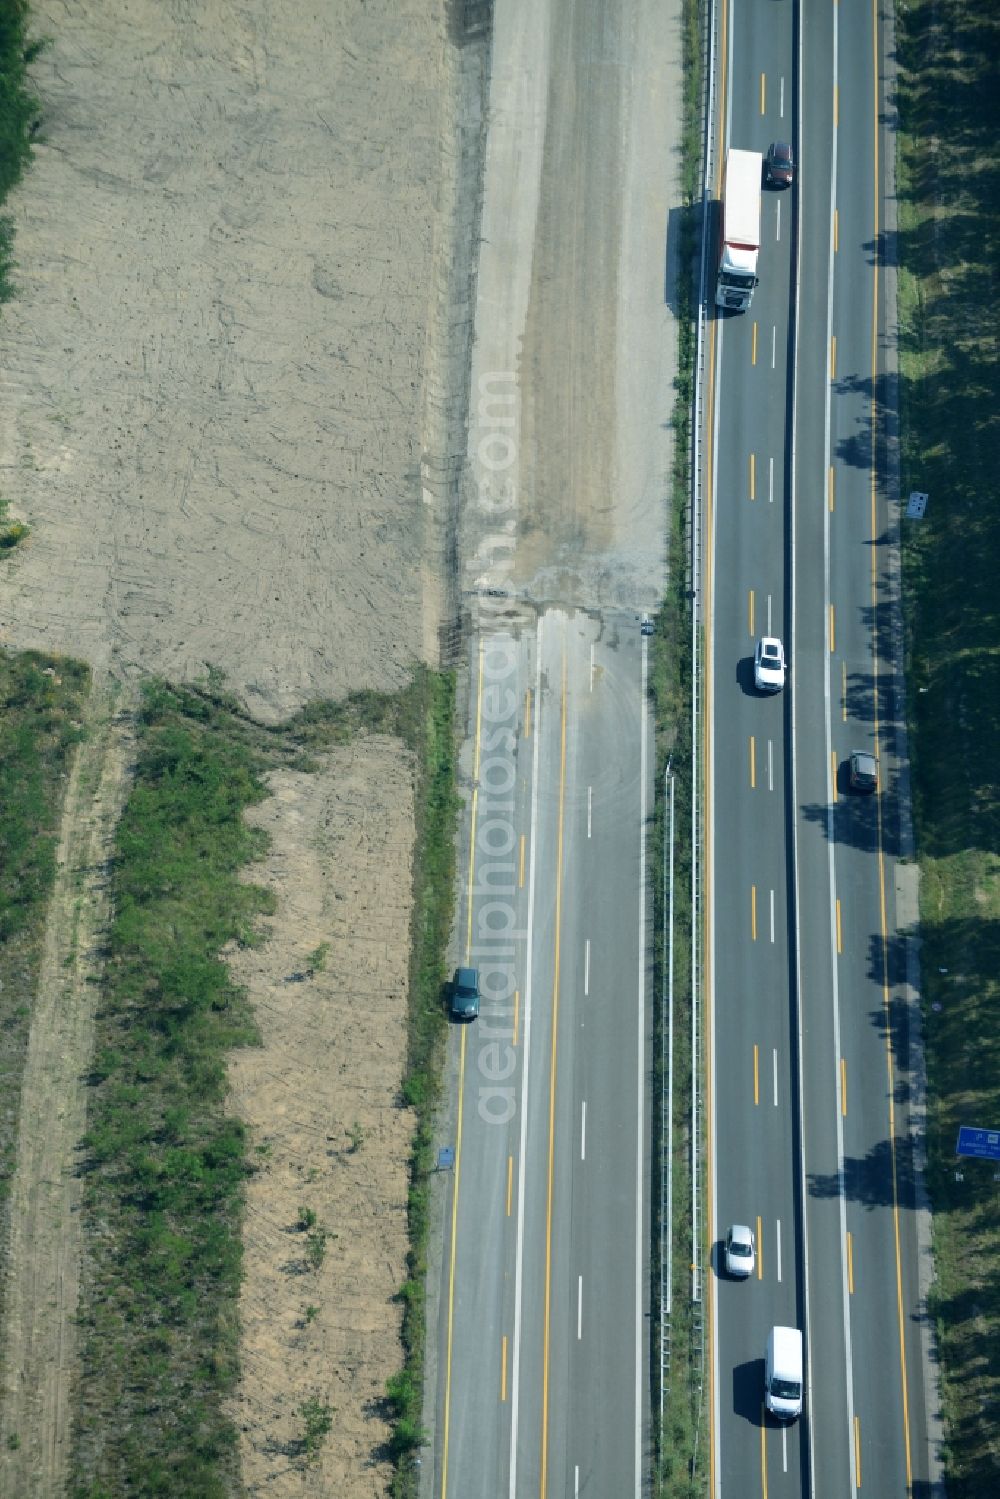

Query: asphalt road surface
428 0 942 1495
436 616 652 1499
708 1 939 1497
426 1 676 1496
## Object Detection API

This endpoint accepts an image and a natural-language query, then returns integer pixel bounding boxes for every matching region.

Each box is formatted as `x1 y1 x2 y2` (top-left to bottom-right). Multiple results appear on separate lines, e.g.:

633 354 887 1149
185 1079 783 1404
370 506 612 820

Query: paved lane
429 0 678 1492
709 0 802 1493
794 0 936 1493
435 612 651 1499
710 1 938 1496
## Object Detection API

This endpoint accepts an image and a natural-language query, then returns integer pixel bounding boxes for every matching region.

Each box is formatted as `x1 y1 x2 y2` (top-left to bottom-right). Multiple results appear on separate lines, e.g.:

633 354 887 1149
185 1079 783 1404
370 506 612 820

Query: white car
725 1223 755 1278
754 636 786 693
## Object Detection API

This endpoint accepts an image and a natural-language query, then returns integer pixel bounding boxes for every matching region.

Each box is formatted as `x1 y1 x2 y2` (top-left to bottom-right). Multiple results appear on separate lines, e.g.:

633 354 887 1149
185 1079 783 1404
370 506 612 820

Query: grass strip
385 670 459 1496
0 650 90 1324
649 0 705 1492
648 473 700 1499
894 2 1000 1491
70 681 275 1498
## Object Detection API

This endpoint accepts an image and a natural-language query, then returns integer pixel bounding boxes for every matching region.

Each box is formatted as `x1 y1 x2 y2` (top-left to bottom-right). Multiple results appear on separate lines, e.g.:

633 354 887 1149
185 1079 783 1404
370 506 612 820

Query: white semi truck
716 148 763 312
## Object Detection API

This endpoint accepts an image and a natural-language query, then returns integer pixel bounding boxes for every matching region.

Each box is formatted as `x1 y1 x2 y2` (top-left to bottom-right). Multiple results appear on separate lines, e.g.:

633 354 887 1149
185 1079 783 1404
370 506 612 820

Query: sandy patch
0 0 450 720
226 739 416 1495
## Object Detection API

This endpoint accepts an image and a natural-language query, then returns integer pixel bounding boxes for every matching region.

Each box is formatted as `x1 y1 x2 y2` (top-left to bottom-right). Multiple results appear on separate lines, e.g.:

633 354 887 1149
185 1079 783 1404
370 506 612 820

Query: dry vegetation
226 743 416 1495
0 1 468 1495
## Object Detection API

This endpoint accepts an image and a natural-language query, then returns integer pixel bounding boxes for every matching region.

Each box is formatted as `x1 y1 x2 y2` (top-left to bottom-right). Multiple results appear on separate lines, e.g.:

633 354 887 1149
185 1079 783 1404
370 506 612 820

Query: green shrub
299 1397 333 1465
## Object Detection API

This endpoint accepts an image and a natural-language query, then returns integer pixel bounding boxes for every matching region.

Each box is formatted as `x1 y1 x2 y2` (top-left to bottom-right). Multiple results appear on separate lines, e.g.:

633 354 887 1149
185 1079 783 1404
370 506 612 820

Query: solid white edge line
508 618 544 1499
709 228 726 1499
635 635 649 1498
788 3 817 1493
708 6 731 1488
820 3 860 1491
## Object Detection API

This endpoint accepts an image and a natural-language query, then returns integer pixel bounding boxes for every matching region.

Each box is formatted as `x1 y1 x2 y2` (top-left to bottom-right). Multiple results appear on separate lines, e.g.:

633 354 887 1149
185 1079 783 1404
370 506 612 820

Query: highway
425 1 674 1496
708 1 938 1497
435 617 652 1498
426 0 942 1496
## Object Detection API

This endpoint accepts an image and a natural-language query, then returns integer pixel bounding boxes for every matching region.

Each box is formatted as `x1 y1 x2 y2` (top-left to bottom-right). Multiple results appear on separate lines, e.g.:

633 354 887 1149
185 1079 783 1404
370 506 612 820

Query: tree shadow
808 1134 916 1212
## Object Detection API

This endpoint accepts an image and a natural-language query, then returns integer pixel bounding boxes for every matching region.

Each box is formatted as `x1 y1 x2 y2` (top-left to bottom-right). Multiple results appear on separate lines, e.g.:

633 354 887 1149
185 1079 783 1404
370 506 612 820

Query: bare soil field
0 1 469 1494
0 0 449 721
226 744 416 1495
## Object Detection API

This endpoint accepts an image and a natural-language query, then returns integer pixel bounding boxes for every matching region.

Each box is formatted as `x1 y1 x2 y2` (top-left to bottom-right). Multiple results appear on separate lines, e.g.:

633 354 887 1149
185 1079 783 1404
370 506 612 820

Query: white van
765 1326 803 1420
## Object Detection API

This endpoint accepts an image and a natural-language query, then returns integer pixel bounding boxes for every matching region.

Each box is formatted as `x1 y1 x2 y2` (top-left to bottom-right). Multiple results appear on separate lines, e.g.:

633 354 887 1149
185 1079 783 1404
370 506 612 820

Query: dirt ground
0 1 466 1494
226 746 416 1495
0 0 450 722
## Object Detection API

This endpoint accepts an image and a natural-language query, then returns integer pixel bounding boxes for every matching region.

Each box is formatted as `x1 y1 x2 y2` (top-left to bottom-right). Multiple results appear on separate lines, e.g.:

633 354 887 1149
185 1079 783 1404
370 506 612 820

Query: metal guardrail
688 20 722 1494
691 0 720 1319
659 765 676 1427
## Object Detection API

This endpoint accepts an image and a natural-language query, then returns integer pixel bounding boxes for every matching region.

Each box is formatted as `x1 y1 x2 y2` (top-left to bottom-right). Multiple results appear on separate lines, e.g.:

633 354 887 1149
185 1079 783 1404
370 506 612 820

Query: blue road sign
956 1126 1000 1161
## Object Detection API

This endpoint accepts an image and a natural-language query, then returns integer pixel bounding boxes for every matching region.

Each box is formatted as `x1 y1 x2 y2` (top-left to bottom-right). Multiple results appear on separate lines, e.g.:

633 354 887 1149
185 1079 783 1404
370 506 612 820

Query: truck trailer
716 148 763 312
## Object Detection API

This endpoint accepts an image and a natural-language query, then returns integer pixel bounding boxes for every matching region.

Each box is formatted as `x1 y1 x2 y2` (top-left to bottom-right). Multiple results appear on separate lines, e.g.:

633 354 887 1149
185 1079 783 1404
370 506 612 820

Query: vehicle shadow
731 1357 764 1424
737 656 759 696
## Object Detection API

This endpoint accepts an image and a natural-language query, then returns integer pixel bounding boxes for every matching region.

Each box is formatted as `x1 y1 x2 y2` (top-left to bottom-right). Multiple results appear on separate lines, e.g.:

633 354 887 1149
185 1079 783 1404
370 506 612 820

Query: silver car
725 1223 755 1278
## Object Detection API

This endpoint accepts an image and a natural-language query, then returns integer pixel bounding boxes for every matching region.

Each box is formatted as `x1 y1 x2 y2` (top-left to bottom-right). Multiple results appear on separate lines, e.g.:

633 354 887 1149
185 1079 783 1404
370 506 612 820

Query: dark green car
450 967 481 1020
